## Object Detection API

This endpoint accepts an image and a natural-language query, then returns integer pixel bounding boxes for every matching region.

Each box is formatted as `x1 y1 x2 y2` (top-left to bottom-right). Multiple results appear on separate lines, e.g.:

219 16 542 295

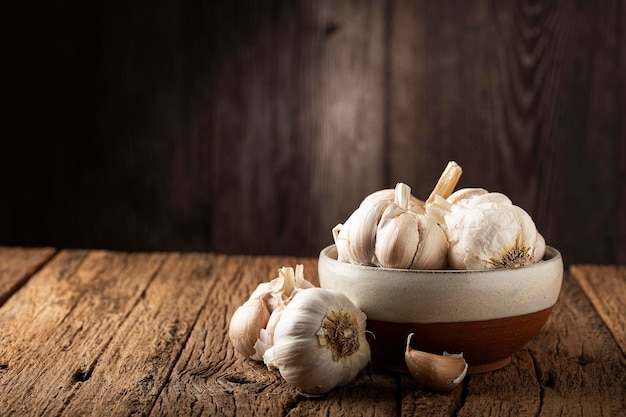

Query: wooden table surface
1 247 624 416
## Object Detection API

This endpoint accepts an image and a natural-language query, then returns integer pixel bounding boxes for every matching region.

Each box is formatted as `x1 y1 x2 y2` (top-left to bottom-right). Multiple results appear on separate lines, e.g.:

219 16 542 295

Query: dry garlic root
427 188 545 270
405 333 467 391
229 266 371 395
333 162 462 269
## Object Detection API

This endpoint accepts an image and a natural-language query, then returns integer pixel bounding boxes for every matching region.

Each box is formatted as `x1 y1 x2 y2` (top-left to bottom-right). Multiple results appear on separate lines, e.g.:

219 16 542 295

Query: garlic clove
405 333 468 391
409 214 448 269
375 205 419 269
252 301 286 361
228 296 271 358
337 199 392 265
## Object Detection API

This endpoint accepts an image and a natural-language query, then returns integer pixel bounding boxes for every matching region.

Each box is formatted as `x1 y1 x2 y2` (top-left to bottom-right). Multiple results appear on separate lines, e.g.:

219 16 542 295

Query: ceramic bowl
318 244 563 374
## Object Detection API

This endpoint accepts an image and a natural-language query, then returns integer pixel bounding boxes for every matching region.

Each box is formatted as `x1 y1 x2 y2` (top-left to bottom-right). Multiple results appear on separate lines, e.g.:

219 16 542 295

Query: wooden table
1 247 625 416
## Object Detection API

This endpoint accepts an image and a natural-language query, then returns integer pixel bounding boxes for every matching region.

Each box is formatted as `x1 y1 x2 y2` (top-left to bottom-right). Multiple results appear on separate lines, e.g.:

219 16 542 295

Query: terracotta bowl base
366 306 553 374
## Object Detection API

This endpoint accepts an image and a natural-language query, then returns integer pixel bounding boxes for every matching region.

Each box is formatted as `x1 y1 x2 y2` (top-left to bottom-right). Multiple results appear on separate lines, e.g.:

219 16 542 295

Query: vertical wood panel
208 0 387 255
1 0 624 263
388 0 625 264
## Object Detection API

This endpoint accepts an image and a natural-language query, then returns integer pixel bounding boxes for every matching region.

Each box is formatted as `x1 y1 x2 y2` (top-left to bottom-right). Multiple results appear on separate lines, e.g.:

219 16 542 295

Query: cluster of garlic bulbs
228 266 371 395
334 161 545 270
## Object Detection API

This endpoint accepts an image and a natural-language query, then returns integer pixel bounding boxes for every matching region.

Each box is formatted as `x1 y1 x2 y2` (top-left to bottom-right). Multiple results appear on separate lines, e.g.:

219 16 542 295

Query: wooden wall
2 0 625 265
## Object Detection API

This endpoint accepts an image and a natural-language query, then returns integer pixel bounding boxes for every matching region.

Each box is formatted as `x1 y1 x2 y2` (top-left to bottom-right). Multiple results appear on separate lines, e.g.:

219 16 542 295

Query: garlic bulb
263 287 371 395
334 183 448 269
228 265 314 360
333 162 462 269
405 333 467 391
428 188 546 270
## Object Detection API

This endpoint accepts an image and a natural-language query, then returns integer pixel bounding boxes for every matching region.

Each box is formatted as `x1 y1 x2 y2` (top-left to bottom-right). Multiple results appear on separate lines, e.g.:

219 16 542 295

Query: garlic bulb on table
427 188 546 270
263 287 371 395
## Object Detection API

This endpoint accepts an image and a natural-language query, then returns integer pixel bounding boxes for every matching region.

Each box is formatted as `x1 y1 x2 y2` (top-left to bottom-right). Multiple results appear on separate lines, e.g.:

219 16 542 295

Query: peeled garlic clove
405 333 467 391
228 297 271 358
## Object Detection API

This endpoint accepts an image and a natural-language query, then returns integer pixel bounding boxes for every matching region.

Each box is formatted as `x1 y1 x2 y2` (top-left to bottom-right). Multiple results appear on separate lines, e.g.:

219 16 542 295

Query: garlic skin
228 265 314 360
405 333 467 391
429 188 546 270
264 287 371 395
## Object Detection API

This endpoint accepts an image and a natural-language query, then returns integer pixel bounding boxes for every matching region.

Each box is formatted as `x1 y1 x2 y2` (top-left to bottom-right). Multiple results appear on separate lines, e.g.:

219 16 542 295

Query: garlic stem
426 161 463 204
394 182 411 210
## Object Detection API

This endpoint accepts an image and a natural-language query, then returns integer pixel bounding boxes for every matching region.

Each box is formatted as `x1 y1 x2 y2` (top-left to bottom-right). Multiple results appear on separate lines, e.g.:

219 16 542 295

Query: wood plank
0 246 56 305
456 273 626 416
400 373 465 417
60 252 217 416
0 250 167 415
571 265 626 355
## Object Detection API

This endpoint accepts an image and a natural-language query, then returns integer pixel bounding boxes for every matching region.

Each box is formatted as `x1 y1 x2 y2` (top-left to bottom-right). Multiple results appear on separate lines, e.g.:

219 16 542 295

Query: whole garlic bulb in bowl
427 188 545 270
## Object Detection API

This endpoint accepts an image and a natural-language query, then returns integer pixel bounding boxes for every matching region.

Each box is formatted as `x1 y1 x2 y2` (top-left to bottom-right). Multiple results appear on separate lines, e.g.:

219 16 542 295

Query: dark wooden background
2 0 625 265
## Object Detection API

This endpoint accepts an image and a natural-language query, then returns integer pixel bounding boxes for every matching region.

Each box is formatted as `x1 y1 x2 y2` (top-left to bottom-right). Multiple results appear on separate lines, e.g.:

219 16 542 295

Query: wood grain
0 250 167 415
2 1 624 264
1 253 626 415
0 247 56 305
570 265 626 355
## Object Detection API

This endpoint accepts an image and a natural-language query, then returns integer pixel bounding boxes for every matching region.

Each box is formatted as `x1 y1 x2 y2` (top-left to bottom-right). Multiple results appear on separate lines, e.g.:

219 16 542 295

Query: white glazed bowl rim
318 244 563 323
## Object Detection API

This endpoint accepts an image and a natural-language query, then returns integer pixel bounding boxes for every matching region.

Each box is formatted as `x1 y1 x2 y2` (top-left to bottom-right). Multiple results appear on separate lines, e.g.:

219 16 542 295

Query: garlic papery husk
264 287 371 395
405 333 467 391
441 190 546 270
374 183 448 269
228 297 271 358
229 265 315 360
250 264 314 312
